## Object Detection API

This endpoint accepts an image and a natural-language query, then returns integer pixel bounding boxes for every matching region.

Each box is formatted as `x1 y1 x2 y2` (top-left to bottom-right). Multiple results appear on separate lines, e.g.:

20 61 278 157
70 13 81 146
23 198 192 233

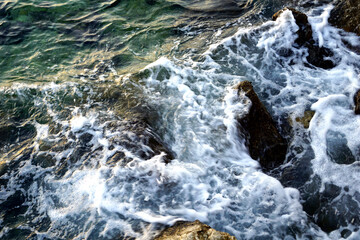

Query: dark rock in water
354 89 360 114
272 8 337 69
302 175 322 216
107 120 175 165
329 0 360 36
272 7 313 46
235 81 288 171
326 130 356 164
313 185 360 233
294 172 360 233
79 132 94 146
0 123 36 148
305 43 336 69
280 147 314 189
155 220 236 240
341 229 353 239
32 153 56 168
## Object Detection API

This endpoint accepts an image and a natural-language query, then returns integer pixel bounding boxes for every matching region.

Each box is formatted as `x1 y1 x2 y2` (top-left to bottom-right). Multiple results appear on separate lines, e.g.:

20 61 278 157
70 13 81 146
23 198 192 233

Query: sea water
0 1 360 239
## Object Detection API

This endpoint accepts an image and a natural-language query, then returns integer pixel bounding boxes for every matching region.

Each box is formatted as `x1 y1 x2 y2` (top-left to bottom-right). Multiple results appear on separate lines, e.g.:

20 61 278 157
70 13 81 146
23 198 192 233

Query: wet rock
235 81 288 171
305 44 336 69
272 7 312 46
108 120 175 164
302 175 322 216
326 130 355 165
329 0 360 36
280 146 314 189
32 153 56 168
295 110 315 129
0 190 25 210
341 229 352 239
79 132 94 146
354 89 360 114
155 220 236 240
300 175 360 233
314 186 360 233
272 8 337 69
0 123 36 148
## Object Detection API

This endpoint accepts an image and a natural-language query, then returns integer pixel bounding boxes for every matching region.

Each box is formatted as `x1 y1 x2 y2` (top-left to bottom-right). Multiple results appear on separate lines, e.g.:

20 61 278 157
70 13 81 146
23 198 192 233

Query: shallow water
1 0 360 239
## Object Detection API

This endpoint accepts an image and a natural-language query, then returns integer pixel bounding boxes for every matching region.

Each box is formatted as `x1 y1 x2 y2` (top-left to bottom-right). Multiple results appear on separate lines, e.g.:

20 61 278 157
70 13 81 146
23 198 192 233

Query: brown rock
354 89 360 114
155 220 236 240
329 0 360 36
272 7 336 69
235 81 288 171
272 7 313 46
295 111 315 129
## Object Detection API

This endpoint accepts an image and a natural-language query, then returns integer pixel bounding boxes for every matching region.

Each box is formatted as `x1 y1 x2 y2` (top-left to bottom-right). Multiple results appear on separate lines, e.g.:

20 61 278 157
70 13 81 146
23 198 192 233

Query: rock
155 220 236 240
329 0 360 36
107 120 175 164
326 130 355 165
280 146 315 189
272 7 313 46
272 8 337 69
235 81 288 171
0 123 36 148
354 89 360 114
305 44 336 69
295 110 315 129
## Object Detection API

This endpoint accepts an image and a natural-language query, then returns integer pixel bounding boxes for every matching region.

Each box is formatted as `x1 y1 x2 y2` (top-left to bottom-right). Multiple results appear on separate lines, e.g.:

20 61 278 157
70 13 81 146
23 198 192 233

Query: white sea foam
1 3 360 240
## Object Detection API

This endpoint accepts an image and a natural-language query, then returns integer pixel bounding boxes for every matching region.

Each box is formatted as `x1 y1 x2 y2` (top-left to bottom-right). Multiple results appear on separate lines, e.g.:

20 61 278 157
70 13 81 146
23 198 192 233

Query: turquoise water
1 0 360 239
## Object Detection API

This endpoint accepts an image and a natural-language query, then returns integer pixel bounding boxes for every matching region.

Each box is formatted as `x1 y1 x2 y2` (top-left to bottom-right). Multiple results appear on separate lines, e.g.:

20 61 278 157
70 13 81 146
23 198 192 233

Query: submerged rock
235 81 288 171
272 8 336 69
0 123 36 149
107 120 175 165
329 0 360 36
326 130 356 165
354 89 360 114
155 220 236 240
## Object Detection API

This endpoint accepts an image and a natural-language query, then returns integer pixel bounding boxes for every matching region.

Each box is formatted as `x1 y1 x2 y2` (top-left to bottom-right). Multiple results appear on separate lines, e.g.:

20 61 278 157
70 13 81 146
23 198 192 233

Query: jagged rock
329 0 360 36
354 89 360 114
272 7 313 46
235 81 288 171
272 8 336 69
155 220 236 240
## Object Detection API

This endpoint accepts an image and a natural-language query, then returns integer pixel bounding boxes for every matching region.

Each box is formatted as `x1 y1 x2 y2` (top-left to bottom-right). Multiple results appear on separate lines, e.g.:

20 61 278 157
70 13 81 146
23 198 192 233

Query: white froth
2 3 360 240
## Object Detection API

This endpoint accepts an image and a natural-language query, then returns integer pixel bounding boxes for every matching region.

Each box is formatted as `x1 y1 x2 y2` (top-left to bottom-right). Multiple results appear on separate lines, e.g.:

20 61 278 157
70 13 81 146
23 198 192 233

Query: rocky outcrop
235 81 288 171
329 0 360 36
155 220 236 240
354 89 360 114
272 7 313 46
272 8 336 69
